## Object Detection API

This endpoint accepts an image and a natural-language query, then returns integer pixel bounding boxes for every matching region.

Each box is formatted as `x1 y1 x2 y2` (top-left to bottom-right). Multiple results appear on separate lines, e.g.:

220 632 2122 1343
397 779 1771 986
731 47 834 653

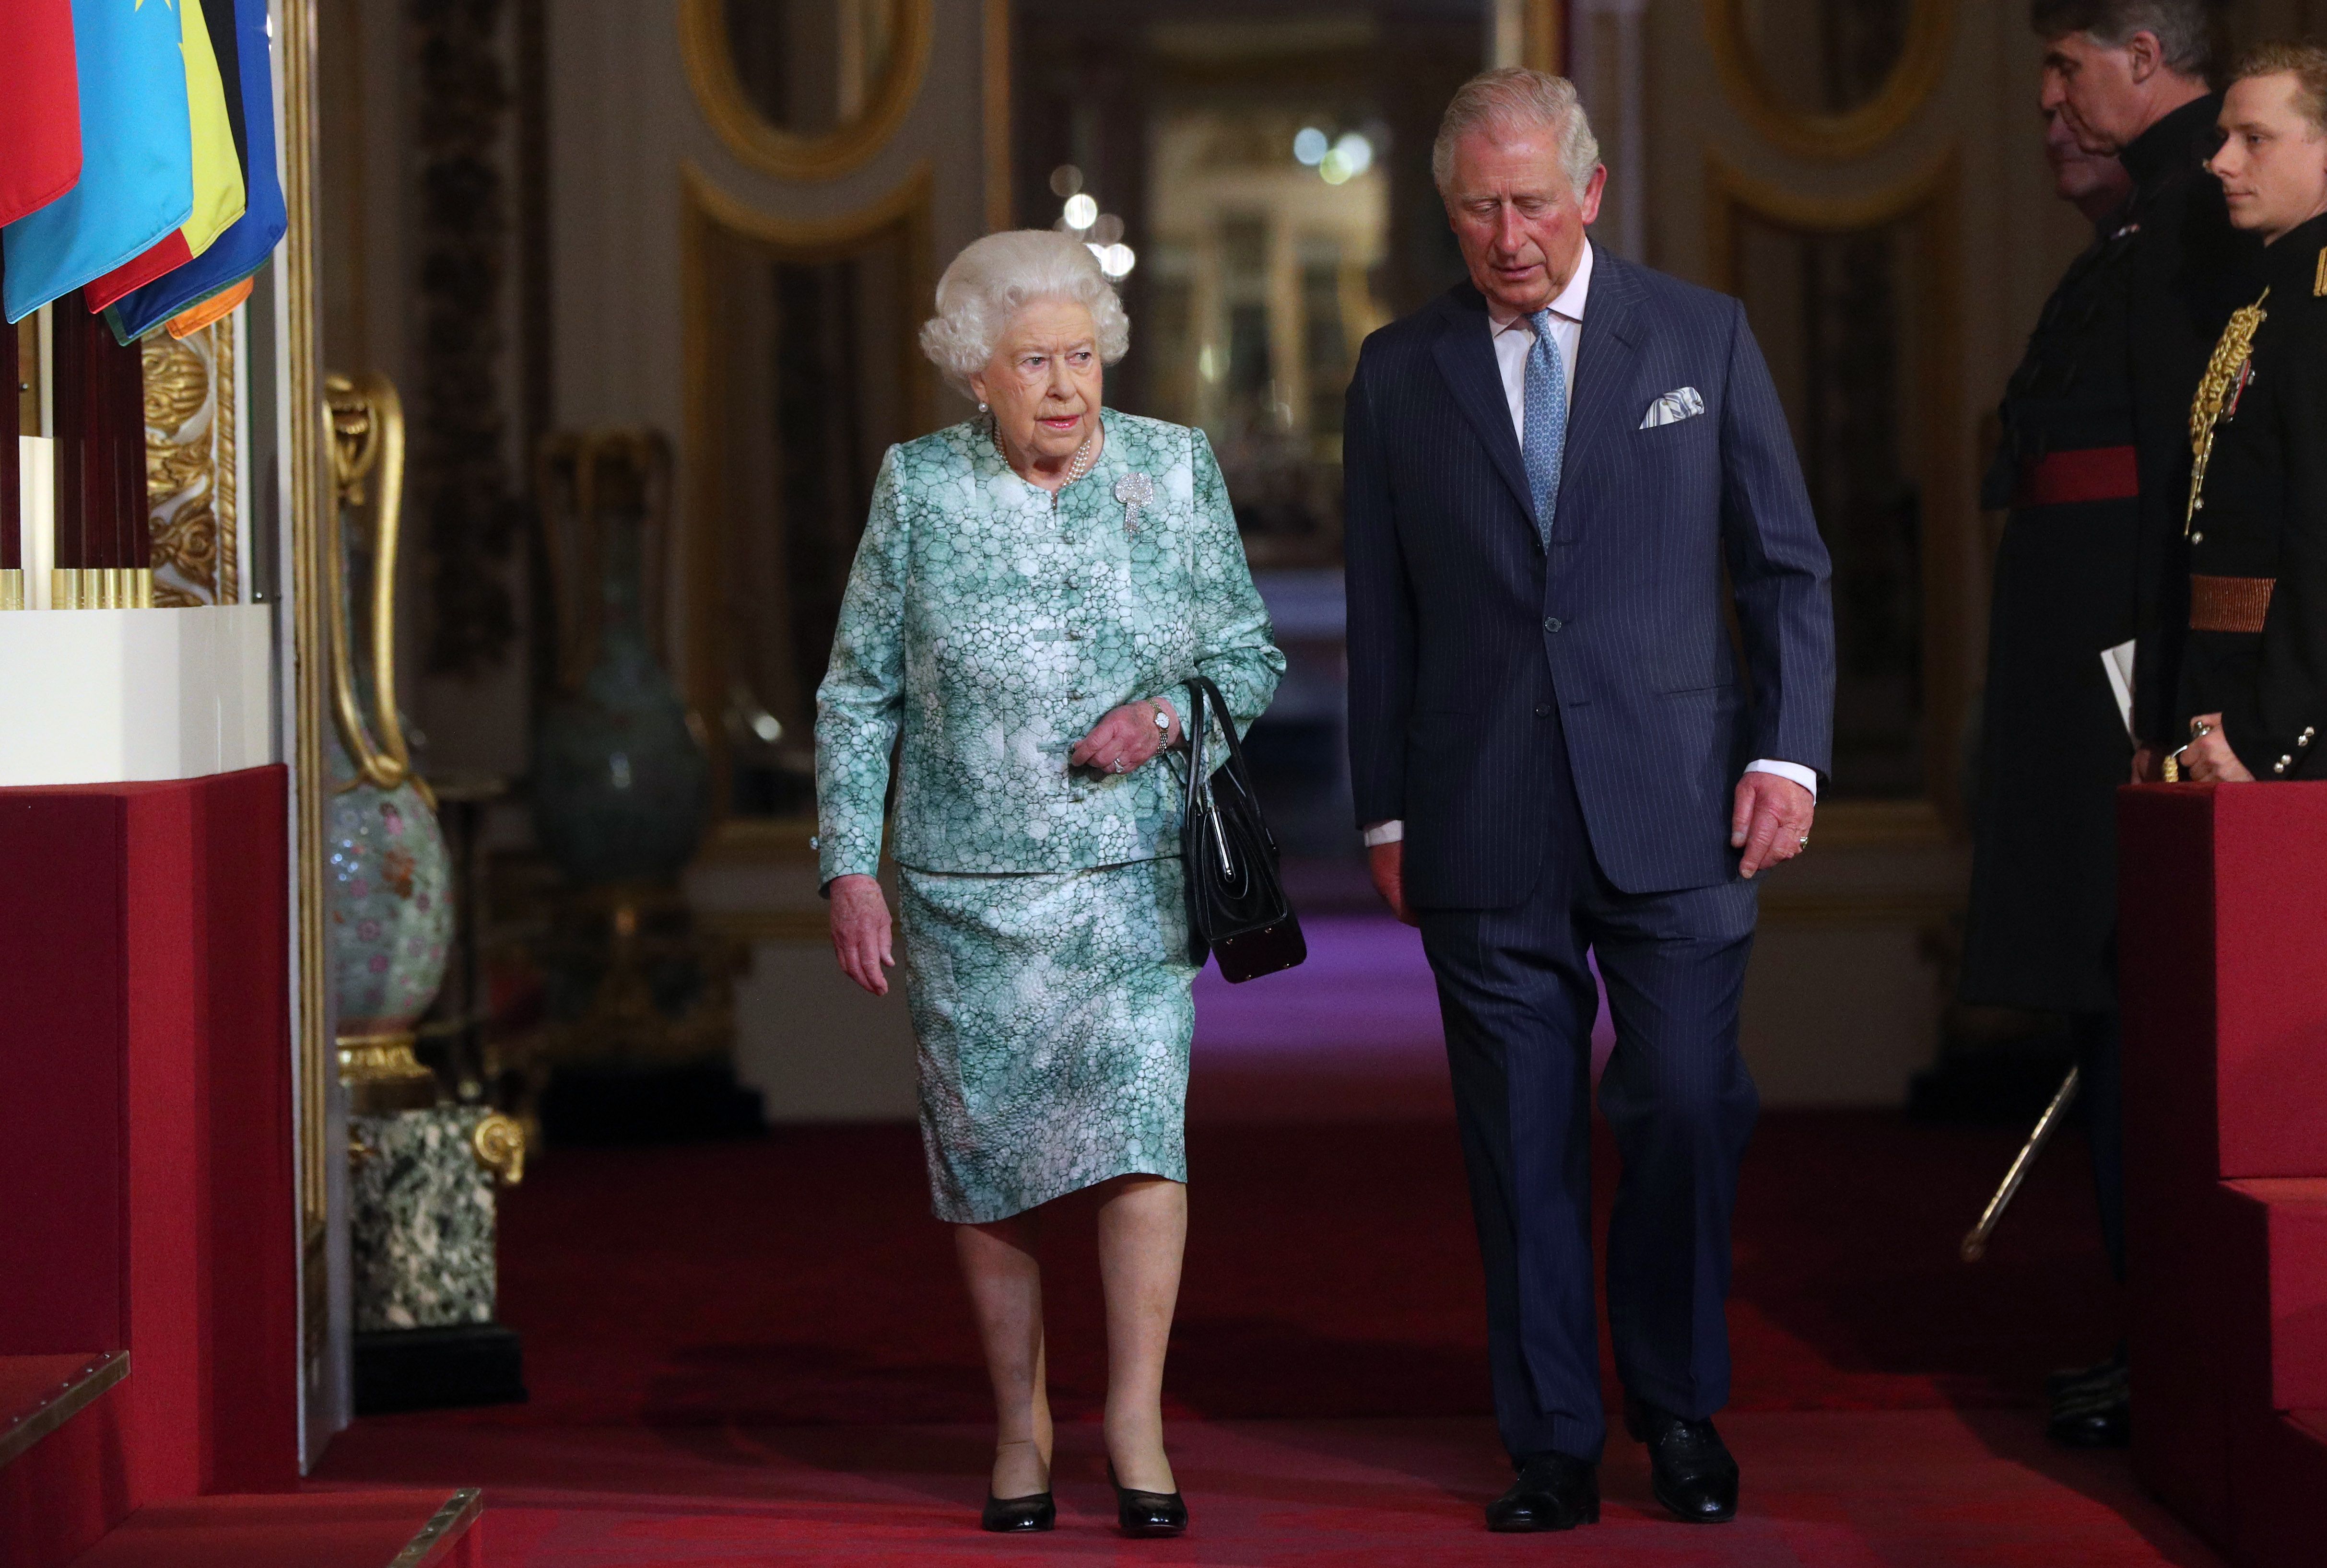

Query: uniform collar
2259 210 2327 294
2119 92 2223 194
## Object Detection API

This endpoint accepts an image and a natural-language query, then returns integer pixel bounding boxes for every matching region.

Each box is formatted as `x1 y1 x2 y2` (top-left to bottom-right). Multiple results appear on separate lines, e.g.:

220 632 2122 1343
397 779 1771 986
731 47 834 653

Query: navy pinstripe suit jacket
1345 247 1835 905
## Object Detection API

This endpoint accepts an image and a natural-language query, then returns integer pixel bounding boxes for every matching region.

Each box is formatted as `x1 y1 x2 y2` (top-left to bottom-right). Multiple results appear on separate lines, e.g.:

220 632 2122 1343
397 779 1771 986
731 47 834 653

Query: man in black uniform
1964 113 2135 1442
2156 45 2327 784
1965 0 2251 1448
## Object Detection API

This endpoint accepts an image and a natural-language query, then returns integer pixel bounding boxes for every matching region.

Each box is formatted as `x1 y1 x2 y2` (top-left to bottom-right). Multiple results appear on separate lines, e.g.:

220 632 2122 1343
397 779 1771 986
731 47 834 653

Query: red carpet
322 1411 2216 1565
316 913 2195 1564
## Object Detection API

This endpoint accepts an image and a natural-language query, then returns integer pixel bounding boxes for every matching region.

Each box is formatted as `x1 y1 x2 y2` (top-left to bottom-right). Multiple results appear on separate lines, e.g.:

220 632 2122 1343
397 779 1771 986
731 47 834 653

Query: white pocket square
1640 387 1705 428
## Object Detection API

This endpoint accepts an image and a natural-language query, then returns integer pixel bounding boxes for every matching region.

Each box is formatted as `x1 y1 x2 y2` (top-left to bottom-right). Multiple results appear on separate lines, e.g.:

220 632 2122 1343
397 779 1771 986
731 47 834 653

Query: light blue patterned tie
1522 307 1567 548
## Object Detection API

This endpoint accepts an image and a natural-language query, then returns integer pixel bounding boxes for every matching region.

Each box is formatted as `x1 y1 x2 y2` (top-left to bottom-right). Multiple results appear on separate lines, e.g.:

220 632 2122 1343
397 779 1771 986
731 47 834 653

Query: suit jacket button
1534 704 1551 718
1542 616 1563 633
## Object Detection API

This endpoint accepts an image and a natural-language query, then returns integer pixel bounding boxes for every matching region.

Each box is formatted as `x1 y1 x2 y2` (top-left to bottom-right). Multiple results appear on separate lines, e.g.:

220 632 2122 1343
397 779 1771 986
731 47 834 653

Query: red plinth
2118 782 2327 1567
0 769 298 1517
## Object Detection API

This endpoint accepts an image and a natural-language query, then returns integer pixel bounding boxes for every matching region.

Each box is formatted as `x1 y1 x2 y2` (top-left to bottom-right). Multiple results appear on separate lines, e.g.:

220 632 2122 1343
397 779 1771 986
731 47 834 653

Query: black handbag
1175 676 1306 982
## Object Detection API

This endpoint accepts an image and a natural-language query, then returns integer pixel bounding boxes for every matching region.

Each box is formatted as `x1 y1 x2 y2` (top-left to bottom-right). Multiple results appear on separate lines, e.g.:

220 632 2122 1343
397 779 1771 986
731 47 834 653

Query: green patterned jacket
815 410 1286 883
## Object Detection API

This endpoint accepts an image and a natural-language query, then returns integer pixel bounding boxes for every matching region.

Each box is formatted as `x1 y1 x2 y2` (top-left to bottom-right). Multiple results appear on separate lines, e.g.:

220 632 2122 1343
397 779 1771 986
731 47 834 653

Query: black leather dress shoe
1625 1396 1739 1523
2048 1363 2130 1448
1108 1464 1188 1537
980 1491 1056 1532
2045 1345 2127 1401
1484 1452 1599 1532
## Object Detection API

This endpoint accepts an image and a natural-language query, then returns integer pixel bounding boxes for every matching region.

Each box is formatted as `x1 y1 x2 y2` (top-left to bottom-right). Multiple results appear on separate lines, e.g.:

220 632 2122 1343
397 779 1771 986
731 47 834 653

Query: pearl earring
978 402 988 413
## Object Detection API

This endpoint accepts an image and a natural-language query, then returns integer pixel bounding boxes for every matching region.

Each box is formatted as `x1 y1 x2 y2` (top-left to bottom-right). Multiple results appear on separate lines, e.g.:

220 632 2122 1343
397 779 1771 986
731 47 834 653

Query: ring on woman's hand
1113 756 1127 772
1798 836 1809 851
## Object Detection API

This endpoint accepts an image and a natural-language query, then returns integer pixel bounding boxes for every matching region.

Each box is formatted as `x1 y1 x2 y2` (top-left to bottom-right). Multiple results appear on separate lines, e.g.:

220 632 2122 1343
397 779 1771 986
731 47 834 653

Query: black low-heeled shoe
980 1491 1056 1533
1108 1463 1189 1537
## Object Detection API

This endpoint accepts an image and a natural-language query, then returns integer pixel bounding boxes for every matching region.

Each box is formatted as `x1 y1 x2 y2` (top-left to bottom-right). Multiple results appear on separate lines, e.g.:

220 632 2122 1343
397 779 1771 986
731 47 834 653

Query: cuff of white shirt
1745 759 1820 799
1363 761 1812 847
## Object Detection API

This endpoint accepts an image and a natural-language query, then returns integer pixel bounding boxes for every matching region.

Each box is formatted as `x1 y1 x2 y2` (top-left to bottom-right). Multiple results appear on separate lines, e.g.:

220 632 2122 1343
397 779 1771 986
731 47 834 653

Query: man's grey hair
2029 0 2220 79
919 230 1130 397
1431 68 1602 199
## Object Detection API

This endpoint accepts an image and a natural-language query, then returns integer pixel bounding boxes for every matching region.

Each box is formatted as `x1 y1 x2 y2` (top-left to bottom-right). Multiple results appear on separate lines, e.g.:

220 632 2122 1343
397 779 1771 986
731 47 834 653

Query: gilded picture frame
1702 0 1953 161
678 0 936 182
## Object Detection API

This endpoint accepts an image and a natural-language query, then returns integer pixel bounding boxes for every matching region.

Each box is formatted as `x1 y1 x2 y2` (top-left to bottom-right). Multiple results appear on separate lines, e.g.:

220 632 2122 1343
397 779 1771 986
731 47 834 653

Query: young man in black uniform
2158 45 2327 784
1978 0 2255 1448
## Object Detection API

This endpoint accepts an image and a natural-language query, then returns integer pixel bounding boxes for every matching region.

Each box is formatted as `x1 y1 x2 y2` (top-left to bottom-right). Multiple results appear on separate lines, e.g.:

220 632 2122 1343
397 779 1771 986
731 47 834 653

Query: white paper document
2102 639 2137 741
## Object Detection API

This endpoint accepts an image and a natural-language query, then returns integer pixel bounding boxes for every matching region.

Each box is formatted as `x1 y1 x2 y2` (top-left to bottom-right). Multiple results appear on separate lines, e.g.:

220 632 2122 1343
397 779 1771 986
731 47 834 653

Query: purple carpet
1187 912 1612 1122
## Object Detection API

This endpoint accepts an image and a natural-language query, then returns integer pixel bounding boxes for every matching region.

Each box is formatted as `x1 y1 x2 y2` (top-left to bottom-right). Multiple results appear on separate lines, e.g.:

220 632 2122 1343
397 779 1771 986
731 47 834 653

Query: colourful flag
0 0 81 227
85 0 247 313
165 275 252 339
1 0 194 324
111 0 288 341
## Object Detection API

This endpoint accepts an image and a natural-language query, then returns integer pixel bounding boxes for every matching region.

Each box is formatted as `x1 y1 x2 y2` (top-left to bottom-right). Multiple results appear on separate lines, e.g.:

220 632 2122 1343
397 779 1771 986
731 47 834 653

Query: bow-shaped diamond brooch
1114 471 1155 536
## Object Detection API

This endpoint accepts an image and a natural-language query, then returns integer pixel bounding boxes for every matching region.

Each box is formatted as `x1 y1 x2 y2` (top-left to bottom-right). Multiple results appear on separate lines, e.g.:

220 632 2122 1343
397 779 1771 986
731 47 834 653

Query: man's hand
1070 698 1181 776
1731 772 1816 878
1368 840 1418 926
829 873 895 996
2175 713 2256 782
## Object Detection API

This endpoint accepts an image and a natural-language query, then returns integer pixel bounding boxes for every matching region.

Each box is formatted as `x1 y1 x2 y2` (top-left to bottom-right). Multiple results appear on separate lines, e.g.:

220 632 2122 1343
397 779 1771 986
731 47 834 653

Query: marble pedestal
350 1105 500 1330
349 1104 526 1411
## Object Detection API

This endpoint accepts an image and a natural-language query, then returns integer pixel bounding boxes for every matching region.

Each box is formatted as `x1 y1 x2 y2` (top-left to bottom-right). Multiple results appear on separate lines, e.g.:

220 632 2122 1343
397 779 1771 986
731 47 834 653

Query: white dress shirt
1361 245 1817 849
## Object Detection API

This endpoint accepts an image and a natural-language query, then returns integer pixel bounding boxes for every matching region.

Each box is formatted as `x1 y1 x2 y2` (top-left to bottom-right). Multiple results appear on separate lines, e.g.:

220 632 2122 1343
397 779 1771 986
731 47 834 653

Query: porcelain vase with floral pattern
328 731 454 1038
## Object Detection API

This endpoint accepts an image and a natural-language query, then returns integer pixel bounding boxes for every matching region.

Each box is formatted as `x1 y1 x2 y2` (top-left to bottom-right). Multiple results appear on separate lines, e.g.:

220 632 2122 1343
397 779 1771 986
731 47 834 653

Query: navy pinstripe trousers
1418 695 1759 1466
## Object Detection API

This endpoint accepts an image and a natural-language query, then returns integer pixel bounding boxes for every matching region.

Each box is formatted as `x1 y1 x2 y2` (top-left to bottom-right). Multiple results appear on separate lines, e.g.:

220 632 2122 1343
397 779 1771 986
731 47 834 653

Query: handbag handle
1175 675 1269 848
1178 678 1211 840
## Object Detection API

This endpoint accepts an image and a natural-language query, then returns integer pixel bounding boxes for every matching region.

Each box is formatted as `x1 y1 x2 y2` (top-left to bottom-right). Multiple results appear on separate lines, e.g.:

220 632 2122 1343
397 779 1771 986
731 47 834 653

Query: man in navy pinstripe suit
1344 69 1834 1532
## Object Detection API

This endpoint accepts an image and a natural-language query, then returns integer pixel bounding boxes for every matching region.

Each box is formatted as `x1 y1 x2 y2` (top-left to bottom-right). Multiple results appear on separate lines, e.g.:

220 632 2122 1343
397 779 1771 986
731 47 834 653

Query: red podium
0 772 482 1566
2118 782 2327 1568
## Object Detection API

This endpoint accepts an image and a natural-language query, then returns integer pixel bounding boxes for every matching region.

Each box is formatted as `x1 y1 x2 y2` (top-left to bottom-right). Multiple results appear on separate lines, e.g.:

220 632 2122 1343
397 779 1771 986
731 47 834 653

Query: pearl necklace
994 417 1099 492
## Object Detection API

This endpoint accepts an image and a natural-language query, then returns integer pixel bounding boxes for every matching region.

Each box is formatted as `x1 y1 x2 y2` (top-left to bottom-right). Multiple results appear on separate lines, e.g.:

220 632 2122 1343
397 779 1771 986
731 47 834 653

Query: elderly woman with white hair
816 230 1283 1537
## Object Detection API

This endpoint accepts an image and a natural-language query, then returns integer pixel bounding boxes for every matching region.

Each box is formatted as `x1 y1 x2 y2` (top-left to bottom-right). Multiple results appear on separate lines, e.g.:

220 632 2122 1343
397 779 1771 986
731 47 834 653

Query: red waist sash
2012 445 2139 509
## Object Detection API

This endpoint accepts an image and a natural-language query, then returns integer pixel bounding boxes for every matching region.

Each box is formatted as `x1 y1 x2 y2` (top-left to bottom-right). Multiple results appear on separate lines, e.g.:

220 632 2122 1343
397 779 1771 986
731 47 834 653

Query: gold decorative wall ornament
143 318 239 606
678 0 934 181
1703 0 1953 160
323 371 430 806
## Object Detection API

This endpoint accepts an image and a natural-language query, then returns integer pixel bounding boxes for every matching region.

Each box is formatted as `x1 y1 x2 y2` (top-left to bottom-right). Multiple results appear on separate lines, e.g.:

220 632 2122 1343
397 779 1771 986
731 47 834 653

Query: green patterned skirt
898 855 1196 1224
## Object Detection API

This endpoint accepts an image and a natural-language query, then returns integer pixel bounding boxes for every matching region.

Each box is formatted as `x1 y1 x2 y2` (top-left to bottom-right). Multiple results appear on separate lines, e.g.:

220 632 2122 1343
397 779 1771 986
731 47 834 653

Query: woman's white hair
1431 68 1601 199
919 230 1131 396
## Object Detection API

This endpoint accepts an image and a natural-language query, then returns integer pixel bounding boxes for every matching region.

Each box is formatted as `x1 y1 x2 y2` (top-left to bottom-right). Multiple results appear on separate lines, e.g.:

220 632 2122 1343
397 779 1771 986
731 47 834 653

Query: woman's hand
1070 698 1181 777
2175 714 2256 782
829 874 895 996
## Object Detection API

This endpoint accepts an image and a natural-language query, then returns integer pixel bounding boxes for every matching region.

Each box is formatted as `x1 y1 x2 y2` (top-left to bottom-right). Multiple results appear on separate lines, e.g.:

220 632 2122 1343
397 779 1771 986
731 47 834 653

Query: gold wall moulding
1704 146 1969 829
679 0 934 181
681 160 935 837
1526 0 1563 72
1703 0 1953 160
